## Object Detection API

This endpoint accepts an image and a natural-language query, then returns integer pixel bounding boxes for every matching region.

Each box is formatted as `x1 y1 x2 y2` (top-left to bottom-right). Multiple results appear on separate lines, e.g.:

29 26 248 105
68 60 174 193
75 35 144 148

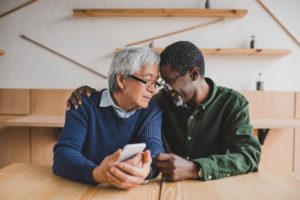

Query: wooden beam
126 18 224 46
20 35 107 79
73 8 247 18
256 0 300 48
0 0 38 18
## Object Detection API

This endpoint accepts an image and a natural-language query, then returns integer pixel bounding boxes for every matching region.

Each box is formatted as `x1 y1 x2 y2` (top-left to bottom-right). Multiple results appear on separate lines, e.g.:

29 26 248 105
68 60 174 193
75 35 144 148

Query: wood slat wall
295 92 300 172
241 91 295 172
0 89 300 173
0 89 30 115
0 127 30 168
30 89 72 115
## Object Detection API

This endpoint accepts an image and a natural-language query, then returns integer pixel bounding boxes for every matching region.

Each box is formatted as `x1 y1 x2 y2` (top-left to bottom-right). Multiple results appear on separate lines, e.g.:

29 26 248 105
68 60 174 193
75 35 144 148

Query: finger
158 166 172 174
74 92 83 105
156 153 174 161
124 153 143 166
156 160 172 169
107 167 143 186
162 173 176 181
116 162 145 177
70 96 79 109
66 100 71 111
142 150 152 165
108 149 122 163
107 172 138 189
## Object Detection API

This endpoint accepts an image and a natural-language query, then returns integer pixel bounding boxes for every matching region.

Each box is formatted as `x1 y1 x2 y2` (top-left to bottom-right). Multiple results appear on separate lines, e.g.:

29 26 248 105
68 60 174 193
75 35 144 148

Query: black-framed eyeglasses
129 75 161 89
158 73 185 91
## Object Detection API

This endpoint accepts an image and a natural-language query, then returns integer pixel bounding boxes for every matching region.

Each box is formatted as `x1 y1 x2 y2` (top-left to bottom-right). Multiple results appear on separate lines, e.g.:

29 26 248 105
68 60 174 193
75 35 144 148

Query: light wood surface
242 91 295 172
241 91 295 119
160 172 300 200
73 8 247 18
0 49 5 55
1 163 300 200
252 118 300 129
0 163 161 200
0 128 30 168
295 93 300 172
30 89 72 115
296 92 300 119
0 89 30 115
31 128 57 165
158 48 291 56
1 115 65 127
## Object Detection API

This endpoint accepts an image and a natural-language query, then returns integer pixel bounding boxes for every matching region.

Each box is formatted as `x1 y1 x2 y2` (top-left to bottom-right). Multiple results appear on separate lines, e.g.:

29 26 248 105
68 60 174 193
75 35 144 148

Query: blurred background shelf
73 8 247 18
116 48 291 57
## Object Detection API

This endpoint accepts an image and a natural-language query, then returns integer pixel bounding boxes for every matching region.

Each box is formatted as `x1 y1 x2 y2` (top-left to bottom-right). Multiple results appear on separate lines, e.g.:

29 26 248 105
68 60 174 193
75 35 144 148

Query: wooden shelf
252 118 300 129
73 8 247 18
116 48 291 57
0 49 5 56
1 115 65 127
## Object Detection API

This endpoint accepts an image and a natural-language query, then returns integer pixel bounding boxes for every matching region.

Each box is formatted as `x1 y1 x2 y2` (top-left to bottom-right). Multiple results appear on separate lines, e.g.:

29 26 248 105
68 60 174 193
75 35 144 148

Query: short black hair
160 41 205 77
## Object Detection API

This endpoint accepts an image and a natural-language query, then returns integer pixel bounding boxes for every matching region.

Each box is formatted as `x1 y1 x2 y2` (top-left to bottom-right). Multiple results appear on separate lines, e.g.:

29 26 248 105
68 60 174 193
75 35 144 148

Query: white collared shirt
99 89 136 119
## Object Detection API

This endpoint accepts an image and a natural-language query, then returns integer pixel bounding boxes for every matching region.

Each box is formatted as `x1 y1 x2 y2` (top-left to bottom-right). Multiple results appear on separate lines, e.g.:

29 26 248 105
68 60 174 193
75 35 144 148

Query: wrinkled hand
106 150 152 189
156 153 198 181
92 149 122 184
67 86 95 110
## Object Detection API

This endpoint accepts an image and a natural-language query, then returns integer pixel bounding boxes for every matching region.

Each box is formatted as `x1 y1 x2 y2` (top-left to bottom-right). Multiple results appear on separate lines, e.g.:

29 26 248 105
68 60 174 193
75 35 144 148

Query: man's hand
92 149 122 184
67 86 95 110
106 150 152 189
155 153 198 181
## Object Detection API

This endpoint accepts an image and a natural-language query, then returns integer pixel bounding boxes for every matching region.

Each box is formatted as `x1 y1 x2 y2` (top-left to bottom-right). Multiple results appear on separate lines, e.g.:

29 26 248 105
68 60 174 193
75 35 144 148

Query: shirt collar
199 77 217 108
99 89 136 119
180 77 217 110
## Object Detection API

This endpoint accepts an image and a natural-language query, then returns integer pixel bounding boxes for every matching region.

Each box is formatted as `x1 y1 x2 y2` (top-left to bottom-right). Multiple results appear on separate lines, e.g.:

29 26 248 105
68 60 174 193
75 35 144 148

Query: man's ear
116 73 126 90
190 67 200 81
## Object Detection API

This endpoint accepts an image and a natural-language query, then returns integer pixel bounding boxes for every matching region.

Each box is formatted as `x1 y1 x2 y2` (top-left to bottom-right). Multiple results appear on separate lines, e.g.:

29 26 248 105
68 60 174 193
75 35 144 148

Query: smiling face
160 63 197 105
116 64 160 110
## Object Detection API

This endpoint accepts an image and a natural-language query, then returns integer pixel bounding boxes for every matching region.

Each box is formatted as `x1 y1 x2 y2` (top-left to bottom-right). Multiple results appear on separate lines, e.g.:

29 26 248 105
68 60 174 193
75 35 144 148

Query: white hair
108 47 160 91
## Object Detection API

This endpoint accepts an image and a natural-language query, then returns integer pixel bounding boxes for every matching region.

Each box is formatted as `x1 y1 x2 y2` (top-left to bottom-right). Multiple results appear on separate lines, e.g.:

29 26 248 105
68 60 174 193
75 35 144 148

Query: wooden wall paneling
295 129 300 172
296 93 300 119
30 89 72 115
294 92 300 172
241 91 295 172
31 128 57 165
0 89 30 115
0 126 30 168
257 129 294 172
241 91 295 119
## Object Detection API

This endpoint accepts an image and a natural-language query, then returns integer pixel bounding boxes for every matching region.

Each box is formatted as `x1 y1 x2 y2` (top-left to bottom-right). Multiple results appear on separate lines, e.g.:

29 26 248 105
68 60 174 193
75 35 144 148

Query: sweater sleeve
52 98 97 185
136 101 165 179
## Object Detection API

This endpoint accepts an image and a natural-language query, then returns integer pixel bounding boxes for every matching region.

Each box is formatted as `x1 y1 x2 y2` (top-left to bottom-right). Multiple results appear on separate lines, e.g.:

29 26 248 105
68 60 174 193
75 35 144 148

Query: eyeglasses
129 75 161 89
159 73 184 91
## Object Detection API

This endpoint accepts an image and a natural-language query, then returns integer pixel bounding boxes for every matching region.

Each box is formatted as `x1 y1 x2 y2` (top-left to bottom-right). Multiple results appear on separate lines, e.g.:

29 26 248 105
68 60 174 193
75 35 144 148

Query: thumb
142 150 152 164
109 149 122 162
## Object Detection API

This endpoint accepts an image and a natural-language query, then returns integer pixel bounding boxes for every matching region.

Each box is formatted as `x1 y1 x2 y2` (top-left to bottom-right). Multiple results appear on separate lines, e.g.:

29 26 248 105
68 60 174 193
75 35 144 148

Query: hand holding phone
119 143 146 162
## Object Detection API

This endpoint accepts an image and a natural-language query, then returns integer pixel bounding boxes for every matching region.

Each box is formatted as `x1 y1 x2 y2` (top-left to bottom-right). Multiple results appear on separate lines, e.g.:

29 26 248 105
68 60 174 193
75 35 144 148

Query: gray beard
172 93 184 107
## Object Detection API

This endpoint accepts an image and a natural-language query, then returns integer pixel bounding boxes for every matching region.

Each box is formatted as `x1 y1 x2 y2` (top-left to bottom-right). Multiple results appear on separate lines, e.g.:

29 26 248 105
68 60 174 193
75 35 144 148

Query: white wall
0 0 299 91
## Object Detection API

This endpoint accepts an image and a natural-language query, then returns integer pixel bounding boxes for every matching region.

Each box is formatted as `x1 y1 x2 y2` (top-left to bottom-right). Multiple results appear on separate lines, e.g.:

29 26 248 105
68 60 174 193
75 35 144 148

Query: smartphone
119 143 146 162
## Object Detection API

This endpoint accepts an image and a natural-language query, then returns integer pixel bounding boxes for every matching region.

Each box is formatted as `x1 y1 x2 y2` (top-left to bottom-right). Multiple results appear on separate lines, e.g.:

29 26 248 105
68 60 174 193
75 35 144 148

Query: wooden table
1 163 300 200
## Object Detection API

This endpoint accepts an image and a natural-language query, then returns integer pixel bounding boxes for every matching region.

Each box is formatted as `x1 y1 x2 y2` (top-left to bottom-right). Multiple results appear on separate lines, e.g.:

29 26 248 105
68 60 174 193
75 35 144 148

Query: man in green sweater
68 41 261 182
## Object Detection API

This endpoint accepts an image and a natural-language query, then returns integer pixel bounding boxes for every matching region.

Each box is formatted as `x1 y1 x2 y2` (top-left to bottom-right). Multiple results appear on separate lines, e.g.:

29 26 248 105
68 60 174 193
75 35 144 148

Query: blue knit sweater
53 90 164 185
